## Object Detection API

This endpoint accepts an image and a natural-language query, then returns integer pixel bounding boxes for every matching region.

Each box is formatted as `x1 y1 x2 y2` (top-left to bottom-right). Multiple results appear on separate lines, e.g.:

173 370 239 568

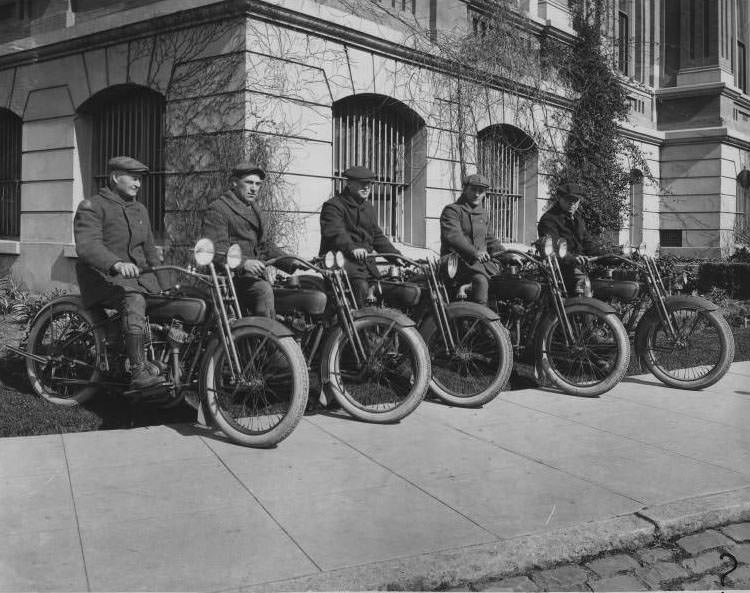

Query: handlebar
264 255 325 275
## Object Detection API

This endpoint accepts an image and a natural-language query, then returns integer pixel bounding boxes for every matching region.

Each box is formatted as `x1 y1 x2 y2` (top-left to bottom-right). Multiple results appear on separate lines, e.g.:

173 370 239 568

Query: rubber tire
537 304 630 397
420 309 513 407
25 301 102 406
635 306 734 390
321 317 430 423
201 326 308 448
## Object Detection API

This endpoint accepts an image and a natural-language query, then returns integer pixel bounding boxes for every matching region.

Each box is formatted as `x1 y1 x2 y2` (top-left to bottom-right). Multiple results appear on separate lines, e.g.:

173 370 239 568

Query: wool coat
440 195 499 277
319 188 399 279
202 189 292 272
537 203 599 258
74 187 163 308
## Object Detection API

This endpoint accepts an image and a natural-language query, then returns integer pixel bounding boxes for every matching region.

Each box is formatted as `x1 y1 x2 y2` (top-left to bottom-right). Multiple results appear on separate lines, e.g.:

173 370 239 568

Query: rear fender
29 294 107 329
353 306 416 327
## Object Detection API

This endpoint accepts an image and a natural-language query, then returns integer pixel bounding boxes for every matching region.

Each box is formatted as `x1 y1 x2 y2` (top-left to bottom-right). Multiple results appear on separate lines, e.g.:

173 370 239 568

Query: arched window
738 167 750 241
79 85 166 237
333 94 425 241
477 124 534 243
0 108 22 239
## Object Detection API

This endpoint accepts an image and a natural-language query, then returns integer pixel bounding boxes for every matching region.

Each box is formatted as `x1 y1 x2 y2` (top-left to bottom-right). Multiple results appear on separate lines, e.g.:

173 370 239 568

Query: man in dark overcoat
319 166 401 305
202 162 292 318
537 182 601 292
439 173 501 305
74 156 165 390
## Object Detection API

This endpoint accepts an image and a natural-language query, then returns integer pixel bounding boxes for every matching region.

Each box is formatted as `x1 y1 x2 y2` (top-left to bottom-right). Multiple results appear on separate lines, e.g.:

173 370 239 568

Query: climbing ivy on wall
547 0 652 238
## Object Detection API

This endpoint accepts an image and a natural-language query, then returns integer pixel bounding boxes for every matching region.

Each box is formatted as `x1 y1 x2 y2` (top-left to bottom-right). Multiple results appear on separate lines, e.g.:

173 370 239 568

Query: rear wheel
26 301 102 406
321 316 430 423
202 325 308 447
636 306 734 389
420 308 513 406
537 304 630 397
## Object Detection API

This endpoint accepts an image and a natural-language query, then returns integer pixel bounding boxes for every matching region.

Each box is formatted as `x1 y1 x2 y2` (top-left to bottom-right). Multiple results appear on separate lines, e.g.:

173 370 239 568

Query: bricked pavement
459 522 750 591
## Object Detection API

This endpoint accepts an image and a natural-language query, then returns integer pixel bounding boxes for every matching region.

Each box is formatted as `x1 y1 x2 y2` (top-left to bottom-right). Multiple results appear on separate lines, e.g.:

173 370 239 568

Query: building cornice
0 0 575 110
663 127 750 151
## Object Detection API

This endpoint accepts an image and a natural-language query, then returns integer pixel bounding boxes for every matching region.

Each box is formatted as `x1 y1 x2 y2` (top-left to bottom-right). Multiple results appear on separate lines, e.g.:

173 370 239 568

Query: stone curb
229 487 750 592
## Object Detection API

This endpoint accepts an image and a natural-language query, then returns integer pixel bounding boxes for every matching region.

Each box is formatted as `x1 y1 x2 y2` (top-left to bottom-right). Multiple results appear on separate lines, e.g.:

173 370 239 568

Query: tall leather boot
125 333 165 390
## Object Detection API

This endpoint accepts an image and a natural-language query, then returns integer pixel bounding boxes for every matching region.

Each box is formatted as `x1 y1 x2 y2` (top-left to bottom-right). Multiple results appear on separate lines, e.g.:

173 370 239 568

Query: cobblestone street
460 522 750 591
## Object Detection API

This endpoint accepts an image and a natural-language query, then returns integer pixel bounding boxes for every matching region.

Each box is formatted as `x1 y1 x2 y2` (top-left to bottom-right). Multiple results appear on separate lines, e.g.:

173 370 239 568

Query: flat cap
556 182 586 201
463 173 490 188
231 162 266 179
343 166 375 181
107 156 149 174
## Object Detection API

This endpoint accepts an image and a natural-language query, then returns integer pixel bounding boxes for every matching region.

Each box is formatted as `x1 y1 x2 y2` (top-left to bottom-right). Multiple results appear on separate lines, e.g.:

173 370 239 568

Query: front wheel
321 316 430 423
201 325 308 447
537 304 630 397
420 308 513 407
635 306 734 389
26 300 102 406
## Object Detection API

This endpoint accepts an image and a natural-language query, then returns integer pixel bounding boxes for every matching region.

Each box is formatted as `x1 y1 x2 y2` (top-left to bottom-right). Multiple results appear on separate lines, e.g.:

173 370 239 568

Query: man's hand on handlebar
112 261 140 279
351 248 368 263
574 255 590 265
475 250 491 263
243 259 266 277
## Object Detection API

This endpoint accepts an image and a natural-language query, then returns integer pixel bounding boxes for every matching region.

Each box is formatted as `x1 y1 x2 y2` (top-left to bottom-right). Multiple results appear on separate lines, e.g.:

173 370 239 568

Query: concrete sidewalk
2 363 750 592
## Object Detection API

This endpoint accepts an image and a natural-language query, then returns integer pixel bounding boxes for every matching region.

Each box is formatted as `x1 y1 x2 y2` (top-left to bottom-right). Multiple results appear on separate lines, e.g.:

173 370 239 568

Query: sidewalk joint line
60 433 92 592
310 422 503 540
200 436 323 572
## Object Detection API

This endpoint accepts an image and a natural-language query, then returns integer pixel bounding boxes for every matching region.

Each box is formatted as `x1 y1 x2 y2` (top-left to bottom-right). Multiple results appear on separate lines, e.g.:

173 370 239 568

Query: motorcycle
586 246 734 389
362 252 514 407
264 251 431 423
488 237 631 397
8 239 309 448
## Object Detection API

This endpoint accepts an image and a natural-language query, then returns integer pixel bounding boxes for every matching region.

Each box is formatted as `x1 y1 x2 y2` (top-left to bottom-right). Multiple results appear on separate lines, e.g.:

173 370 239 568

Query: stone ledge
0 240 21 255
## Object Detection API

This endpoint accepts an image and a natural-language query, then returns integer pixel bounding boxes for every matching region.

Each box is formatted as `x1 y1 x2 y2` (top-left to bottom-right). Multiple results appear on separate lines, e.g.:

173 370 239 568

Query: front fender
445 301 501 322
662 294 719 312
354 306 416 327
563 296 617 315
230 316 295 338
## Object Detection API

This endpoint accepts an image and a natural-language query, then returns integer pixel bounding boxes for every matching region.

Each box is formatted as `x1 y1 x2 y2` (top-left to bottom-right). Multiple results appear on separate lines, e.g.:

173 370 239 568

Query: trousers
234 276 275 317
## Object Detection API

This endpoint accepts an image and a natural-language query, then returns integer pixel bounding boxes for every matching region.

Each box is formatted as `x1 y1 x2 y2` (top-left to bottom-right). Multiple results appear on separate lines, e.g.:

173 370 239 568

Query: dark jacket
74 187 163 308
440 196 499 277
202 190 291 271
319 188 399 278
537 203 599 257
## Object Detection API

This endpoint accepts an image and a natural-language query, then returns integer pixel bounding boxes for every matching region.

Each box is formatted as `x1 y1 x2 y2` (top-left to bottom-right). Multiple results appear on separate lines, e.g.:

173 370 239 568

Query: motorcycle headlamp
335 250 345 269
556 239 568 259
542 236 554 257
621 244 633 257
193 238 215 267
324 251 335 269
440 253 458 279
226 244 242 270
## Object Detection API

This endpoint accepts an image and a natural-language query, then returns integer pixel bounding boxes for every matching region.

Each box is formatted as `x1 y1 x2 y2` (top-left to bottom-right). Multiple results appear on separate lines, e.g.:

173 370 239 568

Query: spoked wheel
636 305 734 389
322 315 430 423
420 307 513 406
202 325 308 447
26 301 102 406
538 305 630 397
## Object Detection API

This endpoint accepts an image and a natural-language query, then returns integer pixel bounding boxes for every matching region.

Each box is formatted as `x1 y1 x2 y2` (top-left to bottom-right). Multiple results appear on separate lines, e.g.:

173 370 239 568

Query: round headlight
226 244 242 270
335 251 345 269
621 244 633 257
542 236 553 257
441 253 458 279
194 238 215 266
324 251 335 269
556 239 568 259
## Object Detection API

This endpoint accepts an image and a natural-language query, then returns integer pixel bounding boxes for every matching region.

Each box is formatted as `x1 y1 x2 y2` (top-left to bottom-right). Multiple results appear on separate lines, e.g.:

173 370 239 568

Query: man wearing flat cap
538 181 600 291
319 166 401 305
439 173 502 305
74 155 165 390
202 162 293 318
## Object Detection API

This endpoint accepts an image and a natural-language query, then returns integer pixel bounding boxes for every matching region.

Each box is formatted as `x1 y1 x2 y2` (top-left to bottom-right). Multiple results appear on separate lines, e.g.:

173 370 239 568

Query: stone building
0 0 748 291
